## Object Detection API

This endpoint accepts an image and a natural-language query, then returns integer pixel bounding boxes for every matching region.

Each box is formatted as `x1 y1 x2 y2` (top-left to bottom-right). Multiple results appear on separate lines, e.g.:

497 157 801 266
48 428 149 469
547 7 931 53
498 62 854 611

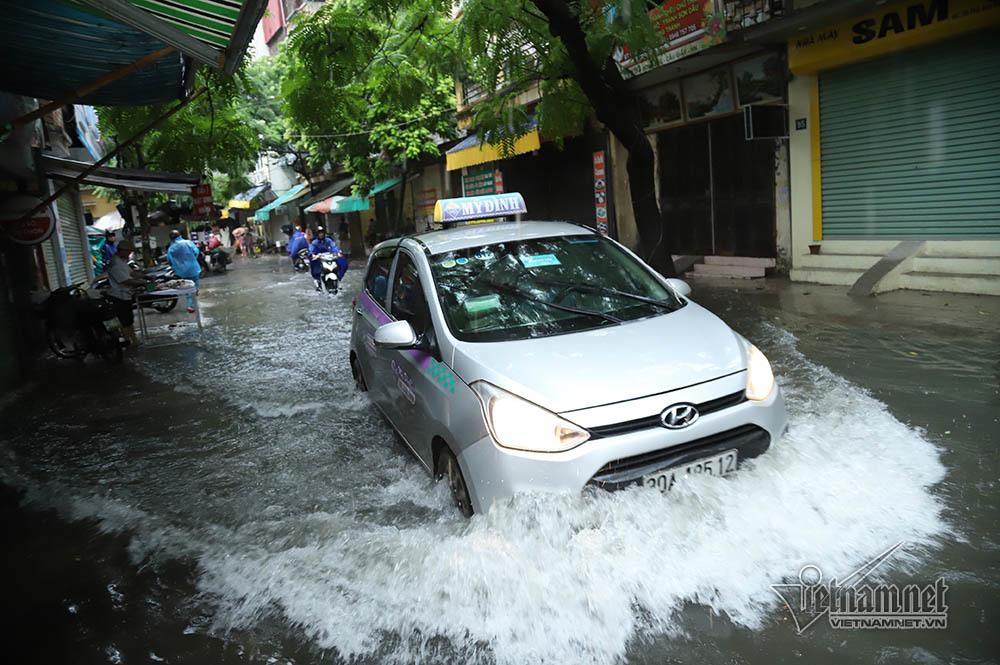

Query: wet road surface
1 256 998 665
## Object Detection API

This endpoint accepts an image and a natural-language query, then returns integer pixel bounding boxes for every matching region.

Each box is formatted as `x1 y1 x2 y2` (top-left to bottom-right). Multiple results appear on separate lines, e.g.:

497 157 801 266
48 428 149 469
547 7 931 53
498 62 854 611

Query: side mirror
666 278 691 298
374 320 417 349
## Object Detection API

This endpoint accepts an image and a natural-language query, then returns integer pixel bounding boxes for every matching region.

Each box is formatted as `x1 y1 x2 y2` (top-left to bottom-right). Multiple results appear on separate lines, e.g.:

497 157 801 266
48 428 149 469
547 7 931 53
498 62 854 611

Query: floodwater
1 257 998 665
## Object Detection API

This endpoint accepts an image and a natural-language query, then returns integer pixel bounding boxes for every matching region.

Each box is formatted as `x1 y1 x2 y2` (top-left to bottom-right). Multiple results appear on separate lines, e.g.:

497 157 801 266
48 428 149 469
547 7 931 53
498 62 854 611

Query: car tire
437 447 474 518
351 355 368 392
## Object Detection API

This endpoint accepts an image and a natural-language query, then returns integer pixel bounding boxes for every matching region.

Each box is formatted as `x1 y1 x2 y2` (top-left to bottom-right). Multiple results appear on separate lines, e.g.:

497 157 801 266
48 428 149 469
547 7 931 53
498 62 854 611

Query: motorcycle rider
308 226 348 291
287 223 308 269
166 229 202 313
206 229 226 270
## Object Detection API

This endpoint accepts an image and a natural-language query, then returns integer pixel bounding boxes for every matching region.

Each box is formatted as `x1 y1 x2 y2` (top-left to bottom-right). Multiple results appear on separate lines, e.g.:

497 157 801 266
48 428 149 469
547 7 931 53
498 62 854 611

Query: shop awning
306 178 402 214
0 0 187 106
255 183 309 221
41 155 200 192
445 129 541 171
228 184 272 210
73 0 268 72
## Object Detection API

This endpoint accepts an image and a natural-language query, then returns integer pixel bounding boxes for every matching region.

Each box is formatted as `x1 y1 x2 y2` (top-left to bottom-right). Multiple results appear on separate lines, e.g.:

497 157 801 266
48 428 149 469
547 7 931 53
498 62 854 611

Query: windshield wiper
532 279 679 312
485 281 622 325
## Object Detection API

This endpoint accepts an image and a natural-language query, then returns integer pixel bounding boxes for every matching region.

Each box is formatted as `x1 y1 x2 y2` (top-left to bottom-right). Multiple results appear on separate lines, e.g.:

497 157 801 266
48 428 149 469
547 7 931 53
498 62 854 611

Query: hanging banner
462 167 503 197
616 0 726 78
593 151 609 235
0 194 56 245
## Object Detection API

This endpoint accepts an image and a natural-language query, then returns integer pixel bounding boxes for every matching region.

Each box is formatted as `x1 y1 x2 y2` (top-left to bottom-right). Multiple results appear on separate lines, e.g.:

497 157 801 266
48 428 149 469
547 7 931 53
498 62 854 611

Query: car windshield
429 233 685 342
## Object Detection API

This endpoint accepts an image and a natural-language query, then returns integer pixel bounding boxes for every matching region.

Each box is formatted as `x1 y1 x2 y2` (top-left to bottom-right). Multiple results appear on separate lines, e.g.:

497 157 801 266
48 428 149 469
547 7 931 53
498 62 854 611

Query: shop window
734 53 784 106
684 67 735 119
640 82 683 129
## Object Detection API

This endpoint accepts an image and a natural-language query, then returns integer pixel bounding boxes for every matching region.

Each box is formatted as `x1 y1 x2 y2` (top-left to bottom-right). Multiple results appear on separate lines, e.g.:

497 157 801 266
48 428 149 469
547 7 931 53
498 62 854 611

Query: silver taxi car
350 219 787 516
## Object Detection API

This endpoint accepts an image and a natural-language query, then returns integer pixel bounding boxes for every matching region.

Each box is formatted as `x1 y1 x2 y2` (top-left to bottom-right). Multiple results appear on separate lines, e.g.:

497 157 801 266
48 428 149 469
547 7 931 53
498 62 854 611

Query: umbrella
93 210 125 232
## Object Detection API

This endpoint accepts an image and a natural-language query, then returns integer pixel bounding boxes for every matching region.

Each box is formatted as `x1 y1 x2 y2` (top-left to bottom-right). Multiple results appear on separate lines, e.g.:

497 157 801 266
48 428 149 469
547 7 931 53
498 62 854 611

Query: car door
354 245 396 410
384 249 446 466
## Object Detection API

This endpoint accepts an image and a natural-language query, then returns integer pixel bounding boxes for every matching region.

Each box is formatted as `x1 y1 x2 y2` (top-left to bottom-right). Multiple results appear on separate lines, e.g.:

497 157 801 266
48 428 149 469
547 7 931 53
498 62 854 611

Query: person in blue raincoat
166 229 202 312
287 223 308 268
101 231 117 273
308 226 348 290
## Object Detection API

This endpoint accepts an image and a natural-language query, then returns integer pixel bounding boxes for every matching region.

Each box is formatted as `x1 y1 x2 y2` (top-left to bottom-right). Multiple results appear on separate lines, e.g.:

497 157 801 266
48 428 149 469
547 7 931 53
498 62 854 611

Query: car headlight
746 345 775 401
471 382 590 453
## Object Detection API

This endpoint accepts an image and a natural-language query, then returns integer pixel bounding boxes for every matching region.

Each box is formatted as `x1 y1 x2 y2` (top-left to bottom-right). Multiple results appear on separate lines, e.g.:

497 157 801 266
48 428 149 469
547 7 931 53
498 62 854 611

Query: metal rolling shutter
819 33 1000 239
56 191 90 286
41 234 62 289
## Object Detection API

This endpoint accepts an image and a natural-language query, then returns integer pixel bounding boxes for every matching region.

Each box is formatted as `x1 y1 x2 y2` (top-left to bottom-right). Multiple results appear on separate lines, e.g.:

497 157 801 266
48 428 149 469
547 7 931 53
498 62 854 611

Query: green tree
281 0 458 227
97 68 258 259
239 51 315 186
459 0 676 275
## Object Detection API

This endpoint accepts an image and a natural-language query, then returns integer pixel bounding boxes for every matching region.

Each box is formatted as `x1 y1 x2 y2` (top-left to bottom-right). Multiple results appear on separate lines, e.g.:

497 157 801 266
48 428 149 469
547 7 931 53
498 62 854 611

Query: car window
390 253 432 336
364 246 396 308
429 234 685 342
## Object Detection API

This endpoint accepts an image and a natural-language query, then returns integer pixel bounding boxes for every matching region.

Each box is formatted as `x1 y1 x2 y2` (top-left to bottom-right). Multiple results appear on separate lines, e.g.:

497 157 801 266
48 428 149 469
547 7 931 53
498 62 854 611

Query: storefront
636 49 788 258
787 0 1000 290
445 125 606 231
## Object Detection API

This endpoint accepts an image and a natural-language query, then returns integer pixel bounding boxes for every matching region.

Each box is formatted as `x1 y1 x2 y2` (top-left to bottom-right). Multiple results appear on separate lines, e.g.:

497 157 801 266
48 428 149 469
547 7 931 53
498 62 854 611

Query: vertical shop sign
593 151 609 235
192 184 214 217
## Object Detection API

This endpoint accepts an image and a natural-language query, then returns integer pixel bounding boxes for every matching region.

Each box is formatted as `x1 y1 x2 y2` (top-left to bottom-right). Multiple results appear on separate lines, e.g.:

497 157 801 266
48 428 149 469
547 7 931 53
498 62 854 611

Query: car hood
451 301 747 413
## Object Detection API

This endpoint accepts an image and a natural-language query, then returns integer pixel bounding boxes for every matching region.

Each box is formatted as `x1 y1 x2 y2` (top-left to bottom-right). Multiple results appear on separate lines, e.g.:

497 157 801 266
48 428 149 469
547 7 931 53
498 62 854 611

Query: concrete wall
787 72 816 262
80 190 118 220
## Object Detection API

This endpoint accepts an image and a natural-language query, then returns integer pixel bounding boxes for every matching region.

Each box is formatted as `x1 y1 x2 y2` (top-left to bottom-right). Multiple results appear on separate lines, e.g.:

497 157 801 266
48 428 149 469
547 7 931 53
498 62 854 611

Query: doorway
657 113 776 257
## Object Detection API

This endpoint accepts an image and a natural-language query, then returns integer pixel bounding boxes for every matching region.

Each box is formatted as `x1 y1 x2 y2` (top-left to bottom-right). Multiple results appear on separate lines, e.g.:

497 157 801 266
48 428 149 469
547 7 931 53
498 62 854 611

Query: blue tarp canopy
0 0 188 106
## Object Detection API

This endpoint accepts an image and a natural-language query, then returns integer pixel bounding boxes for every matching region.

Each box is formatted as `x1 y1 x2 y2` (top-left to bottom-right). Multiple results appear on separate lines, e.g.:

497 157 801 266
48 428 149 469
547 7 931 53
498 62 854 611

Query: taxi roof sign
434 192 527 224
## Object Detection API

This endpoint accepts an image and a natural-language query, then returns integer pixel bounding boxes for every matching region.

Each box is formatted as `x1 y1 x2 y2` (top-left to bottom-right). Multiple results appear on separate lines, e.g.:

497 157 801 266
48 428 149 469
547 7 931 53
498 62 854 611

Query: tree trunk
530 0 676 276
348 212 366 260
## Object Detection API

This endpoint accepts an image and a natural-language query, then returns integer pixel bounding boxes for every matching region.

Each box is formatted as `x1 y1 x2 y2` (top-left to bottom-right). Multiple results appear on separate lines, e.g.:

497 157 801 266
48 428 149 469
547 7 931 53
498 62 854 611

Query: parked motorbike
314 252 341 293
91 260 178 313
40 284 125 364
293 248 310 273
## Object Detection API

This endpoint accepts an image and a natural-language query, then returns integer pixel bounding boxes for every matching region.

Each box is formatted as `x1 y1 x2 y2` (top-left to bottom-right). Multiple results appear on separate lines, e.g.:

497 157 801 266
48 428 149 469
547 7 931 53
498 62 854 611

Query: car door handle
355 307 363 315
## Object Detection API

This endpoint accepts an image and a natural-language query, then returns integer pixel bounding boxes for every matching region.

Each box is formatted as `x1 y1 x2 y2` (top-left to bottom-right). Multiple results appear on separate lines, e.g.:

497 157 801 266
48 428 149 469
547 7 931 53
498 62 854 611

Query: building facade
786 0 1000 294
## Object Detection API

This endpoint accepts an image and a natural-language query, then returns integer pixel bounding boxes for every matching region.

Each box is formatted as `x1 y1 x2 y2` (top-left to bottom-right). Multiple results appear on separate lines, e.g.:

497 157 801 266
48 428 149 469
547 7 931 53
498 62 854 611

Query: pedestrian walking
166 229 202 313
233 226 249 257
106 240 144 346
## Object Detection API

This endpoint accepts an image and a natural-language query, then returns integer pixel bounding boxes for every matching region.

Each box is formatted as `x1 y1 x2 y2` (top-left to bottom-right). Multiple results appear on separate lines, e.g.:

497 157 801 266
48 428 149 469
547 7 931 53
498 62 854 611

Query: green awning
77 1 267 72
255 183 308 221
368 178 402 196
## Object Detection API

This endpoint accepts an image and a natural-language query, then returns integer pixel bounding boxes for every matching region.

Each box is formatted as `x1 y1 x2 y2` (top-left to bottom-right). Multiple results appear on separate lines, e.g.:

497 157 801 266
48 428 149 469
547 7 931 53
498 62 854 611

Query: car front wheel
437 447 473 518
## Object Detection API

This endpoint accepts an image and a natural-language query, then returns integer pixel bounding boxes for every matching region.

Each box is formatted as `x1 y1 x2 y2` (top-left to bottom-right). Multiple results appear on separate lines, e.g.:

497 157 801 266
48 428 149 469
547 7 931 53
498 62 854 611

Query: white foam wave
193 326 948 665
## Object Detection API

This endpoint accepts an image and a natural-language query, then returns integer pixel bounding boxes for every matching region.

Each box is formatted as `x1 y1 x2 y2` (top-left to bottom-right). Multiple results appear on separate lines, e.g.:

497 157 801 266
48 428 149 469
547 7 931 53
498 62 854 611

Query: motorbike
91 260 178 313
293 248 310 273
40 284 125 364
314 252 341 293
208 247 229 273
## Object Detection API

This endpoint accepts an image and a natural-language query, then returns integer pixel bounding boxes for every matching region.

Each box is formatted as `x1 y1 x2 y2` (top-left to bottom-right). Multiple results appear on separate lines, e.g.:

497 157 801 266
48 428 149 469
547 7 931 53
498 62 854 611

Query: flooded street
2 256 997 665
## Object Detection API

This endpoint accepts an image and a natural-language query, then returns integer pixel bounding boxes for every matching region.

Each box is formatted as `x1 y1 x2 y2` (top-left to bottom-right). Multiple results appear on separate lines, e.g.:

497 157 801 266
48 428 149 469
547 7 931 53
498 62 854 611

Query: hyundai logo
661 403 699 429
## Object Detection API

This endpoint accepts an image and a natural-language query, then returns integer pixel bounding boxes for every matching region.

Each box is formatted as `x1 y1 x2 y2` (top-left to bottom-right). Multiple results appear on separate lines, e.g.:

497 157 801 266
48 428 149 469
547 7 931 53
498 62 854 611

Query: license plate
642 449 739 493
